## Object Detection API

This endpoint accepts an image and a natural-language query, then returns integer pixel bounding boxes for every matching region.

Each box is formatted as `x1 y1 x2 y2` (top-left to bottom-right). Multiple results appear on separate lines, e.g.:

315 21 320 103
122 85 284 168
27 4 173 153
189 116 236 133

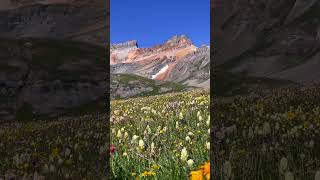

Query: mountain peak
111 40 138 50
165 35 193 47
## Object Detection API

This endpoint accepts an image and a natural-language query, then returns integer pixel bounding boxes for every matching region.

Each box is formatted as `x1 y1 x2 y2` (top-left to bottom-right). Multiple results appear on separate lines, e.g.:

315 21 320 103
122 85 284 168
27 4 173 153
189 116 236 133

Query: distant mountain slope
111 35 210 89
212 0 320 85
0 38 107 121
0 0 108 46
110 74 198 99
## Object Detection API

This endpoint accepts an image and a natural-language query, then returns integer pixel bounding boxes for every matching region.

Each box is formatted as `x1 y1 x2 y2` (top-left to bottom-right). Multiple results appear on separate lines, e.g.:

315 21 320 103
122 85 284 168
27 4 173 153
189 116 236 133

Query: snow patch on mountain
152 65 169 79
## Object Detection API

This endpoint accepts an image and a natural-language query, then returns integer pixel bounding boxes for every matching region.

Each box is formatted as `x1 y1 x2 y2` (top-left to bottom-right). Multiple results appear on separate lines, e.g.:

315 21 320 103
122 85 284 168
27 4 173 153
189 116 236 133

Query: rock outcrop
0 39 107 121
0 0 108 46
212 0 320 84
110 40 138 64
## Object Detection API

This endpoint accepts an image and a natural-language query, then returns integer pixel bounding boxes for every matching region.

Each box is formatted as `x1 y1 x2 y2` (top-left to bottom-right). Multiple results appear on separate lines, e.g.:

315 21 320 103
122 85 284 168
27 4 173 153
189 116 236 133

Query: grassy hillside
213 84 320 179
111 73 199 99
213 68 296 97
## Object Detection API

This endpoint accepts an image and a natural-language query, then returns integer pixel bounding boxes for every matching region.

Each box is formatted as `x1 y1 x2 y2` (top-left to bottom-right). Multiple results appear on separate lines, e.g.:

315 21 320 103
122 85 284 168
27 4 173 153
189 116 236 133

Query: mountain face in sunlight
111 35 210 89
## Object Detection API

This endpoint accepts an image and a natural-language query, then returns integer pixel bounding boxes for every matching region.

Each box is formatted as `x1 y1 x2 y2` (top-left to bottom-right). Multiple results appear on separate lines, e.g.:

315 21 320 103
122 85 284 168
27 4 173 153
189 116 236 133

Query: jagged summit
165 35 193 47
111 40 138 50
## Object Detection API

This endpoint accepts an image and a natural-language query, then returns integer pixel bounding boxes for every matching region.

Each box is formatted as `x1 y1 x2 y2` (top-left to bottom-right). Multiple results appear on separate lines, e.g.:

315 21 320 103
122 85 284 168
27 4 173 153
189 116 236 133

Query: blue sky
110 0 210 47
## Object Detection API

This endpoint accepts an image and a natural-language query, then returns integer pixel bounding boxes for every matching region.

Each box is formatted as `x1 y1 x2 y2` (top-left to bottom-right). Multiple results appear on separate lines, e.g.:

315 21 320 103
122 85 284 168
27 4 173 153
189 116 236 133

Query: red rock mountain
111 35 210 88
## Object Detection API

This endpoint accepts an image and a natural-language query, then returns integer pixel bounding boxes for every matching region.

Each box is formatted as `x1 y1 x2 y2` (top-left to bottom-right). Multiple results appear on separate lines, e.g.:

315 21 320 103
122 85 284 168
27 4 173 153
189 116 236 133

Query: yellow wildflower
141 171 156 177
51 147 60 157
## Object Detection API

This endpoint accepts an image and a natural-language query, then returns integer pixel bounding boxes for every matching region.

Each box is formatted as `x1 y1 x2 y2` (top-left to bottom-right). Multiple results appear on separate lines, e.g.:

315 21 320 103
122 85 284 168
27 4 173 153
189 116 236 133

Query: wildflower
51 147 60 157
279 157 288 175
131 135 139 143
42 164 49 174
139 140 145 149
309 140 315 148
116 130 122 139
163 126 168 133
74 143 79 151
58 158 64 165
49 164 56 172
262 122 271 135
190 162 210 180
315 170 320 180
64 148 71 156
123 152 128 156
151 142 155 154
151 164 160 170
187 159 194 167
201 162 210 177
190 170 203 180
146 125 151 134
124 132 129 139
186 136 191 142
188 132 194 136
206 119 210 126
284 171 294 180
141 171 156 177
208 129 210 134
181 148 188 162
223 161 232 179
287 111 296 120
206 142 210 150
197 111 201 117
176 121 179 129
199 116 203 121
179 112 184 119
78 154 83 161
109 145 116 155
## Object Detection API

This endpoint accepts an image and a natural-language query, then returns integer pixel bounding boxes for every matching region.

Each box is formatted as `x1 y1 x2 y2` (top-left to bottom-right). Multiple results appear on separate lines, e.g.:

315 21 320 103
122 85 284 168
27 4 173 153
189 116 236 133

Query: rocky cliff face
111 35 209 89
110 40 138 64
212 0 320 84
0 0 108 46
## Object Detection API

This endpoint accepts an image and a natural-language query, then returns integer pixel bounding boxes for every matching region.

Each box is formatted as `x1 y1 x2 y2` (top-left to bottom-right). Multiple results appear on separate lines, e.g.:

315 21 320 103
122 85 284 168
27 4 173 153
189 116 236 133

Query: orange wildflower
190 162 210 180
190 170 203 180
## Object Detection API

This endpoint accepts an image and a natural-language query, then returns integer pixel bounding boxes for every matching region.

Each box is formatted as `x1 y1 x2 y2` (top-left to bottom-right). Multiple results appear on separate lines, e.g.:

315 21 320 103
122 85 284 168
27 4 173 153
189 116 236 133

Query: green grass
112 74 195 100
213 68 295 96
111 90 210 179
